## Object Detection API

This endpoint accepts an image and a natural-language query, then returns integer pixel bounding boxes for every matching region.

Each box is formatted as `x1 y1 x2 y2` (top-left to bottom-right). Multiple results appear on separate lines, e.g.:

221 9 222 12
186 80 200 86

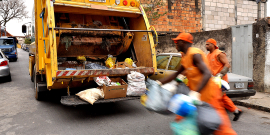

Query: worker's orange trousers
222 93 241 112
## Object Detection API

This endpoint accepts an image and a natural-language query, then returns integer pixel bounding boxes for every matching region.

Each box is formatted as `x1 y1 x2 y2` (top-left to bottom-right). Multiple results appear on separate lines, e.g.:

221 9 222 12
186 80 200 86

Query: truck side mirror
22 25 27 33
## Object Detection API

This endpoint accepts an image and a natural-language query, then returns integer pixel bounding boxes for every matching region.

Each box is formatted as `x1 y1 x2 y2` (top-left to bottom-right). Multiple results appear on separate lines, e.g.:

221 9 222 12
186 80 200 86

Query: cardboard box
100 78 128 99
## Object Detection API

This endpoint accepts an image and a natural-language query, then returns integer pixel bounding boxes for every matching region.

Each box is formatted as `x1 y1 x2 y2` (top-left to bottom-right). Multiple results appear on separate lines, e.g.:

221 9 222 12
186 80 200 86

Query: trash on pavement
76 88 104 105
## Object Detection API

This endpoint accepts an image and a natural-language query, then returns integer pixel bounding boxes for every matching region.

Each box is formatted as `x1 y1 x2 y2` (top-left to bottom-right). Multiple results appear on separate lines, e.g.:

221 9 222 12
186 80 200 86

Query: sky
5 0 34 36
3 0 270 36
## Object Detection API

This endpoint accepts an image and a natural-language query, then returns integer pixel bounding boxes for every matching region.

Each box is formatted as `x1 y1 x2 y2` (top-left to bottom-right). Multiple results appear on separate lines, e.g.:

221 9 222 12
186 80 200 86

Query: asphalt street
0 48 270 135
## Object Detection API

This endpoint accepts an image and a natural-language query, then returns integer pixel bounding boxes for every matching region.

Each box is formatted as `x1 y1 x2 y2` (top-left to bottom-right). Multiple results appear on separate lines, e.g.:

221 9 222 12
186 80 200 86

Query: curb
233 101 270 113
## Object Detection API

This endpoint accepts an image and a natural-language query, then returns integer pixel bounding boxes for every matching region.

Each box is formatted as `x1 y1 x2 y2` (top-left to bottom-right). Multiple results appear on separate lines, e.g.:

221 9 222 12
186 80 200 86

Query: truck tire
34 65 48 100
30 63 34 82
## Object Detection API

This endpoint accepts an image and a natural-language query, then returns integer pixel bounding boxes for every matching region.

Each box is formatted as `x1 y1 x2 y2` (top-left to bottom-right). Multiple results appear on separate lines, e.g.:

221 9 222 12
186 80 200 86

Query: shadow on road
0 76 11 84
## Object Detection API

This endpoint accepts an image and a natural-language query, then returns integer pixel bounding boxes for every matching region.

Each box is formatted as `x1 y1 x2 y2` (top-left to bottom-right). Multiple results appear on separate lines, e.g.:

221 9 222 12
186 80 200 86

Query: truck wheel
34 66 47 100
30 63 34 82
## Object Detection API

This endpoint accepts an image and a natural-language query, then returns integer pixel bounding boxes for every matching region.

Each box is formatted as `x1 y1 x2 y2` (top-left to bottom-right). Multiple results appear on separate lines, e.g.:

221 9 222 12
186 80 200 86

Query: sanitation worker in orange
206 38 242 121
157 33 237 135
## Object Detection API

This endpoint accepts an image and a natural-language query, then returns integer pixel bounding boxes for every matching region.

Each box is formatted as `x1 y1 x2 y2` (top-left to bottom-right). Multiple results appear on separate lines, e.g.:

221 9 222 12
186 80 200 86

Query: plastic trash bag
197 102 222 135
105 54 115 69
170 112 200 135
127 71 146 96
168 94 197 117
85 63 108 69
77 56 86 61
213 76 230 91
65 68 76 70
125 58 133 66
94 76 111 86
143 78 173 114
76 88 104 105
176 82 191 96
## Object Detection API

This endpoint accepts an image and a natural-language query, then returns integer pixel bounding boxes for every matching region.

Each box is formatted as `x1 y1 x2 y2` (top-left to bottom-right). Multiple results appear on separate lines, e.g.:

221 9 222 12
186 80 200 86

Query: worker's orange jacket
207 49 228 82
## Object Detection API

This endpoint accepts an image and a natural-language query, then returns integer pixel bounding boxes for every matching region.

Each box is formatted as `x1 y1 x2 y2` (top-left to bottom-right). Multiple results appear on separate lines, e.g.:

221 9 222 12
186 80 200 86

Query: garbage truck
25 0 158 105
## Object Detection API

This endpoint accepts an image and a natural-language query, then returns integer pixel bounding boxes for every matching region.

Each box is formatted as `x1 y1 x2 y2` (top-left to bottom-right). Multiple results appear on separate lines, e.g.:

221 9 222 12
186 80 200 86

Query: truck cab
0 37 18 61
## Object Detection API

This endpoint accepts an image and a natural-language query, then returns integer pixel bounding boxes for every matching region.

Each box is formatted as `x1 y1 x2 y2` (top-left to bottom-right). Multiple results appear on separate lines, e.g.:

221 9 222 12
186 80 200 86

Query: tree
24 38 31 44
0 0 28 26
142 0 167 24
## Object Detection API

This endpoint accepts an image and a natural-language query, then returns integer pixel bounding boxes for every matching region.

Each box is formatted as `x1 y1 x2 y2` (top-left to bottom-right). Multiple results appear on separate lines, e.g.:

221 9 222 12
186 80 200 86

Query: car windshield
168 56 181 71
0 39 14 45
0 52 3 58
156 55 170 70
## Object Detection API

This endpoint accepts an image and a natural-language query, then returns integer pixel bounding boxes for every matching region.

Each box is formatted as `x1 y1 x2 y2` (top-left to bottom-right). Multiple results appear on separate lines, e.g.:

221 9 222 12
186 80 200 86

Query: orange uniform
181 47 236 135
207 49 239 113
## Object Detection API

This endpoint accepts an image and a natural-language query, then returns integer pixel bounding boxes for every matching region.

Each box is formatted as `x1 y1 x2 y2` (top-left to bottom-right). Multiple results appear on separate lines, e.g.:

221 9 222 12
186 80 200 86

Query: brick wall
141 0 203 33
204 0 265 31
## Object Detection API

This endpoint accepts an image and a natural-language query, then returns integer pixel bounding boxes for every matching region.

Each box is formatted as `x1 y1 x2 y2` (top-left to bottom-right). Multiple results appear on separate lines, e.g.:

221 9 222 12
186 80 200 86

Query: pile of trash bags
141 78 225 135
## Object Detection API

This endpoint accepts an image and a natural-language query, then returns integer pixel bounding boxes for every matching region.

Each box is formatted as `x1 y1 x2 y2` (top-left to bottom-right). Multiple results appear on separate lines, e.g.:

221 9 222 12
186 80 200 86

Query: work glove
215 73 223 78
188 90 202 105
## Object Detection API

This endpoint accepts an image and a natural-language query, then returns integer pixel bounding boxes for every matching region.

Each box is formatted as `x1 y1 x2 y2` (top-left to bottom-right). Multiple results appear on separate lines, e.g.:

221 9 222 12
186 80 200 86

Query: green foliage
142 0 167 24
24 38 31 44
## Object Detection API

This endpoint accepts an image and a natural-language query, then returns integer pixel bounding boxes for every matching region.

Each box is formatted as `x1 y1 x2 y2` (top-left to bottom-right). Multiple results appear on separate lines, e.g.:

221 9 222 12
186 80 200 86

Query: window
168 56 181 71
0 52 2 58
156 55 170 70
0 39 14 45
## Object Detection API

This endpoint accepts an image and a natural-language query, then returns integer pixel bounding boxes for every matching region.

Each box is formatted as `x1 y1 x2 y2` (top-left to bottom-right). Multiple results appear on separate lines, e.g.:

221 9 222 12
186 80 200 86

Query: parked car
0 49 11 82
0 37 18 61
149 53 256 101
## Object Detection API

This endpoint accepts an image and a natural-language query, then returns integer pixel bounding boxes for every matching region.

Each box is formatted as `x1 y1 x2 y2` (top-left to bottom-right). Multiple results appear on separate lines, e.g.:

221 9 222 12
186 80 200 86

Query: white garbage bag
76 88 104 105
94 76 111 86
127 71 146 96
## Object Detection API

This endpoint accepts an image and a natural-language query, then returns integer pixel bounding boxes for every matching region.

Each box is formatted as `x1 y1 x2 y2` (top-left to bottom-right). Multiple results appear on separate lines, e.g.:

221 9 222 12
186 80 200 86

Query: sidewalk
234 92 270 113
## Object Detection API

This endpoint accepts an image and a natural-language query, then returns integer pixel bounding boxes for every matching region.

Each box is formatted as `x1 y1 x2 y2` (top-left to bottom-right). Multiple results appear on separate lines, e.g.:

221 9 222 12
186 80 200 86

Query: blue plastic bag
168 94 197 117
170 111 199 135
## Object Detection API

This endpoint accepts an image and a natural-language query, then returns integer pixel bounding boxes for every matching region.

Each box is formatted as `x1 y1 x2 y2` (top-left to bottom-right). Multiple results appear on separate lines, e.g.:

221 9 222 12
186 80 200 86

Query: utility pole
258 2 261 20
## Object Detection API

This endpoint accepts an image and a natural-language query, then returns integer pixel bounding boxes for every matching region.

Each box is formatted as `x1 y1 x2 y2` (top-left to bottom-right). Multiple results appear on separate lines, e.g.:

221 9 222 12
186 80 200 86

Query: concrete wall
250 19 270 92
204 0 265 31
156 28 232 64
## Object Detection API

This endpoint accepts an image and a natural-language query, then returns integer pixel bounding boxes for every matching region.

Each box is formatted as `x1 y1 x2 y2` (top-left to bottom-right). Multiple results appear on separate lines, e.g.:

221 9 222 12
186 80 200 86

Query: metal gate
231 24 253 78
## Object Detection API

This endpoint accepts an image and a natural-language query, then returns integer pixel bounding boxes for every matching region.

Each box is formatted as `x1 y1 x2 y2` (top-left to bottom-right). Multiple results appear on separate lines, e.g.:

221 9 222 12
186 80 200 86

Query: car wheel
13 58 17 62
